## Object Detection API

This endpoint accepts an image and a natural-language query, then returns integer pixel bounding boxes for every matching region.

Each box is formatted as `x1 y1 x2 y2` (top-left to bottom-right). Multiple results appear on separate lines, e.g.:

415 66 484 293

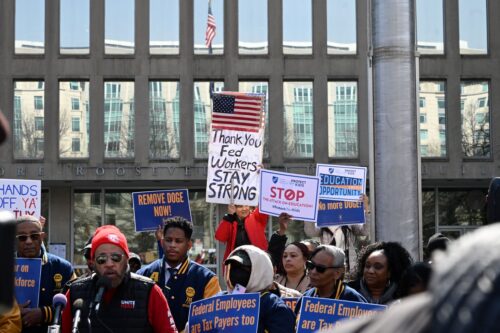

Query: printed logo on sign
120 300 135 309
329 168 334 174
272 176 279 184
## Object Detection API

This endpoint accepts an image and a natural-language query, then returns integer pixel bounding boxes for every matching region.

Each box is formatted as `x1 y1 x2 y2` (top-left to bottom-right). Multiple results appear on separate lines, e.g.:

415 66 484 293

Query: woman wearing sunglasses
348 241 413 304
295 245 366 314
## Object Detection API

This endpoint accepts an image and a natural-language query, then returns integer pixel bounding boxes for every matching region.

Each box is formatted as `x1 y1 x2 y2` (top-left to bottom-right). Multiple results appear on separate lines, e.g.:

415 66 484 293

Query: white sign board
259 169 320 222
316 164 367 202
0 179 41 219
206 129 264 206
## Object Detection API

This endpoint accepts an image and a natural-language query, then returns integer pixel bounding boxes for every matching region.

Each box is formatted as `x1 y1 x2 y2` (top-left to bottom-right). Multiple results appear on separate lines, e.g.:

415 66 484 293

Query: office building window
60 81 89 158
194 81 224 158
105 0 134 55
419 81 447 158
72 138 81 152
327 0 356 55
239 81 269 158
459 0 487 55
15 0 44 54
239 0 268 55
60 0 90 54
104 81 135 158
14 81 45 159
461 81 490 158
150 0 179 55
416 0 444 54
194 0 224 55
284 82 313 158
328 81 358 158
283 0 312 55
149 81 181 159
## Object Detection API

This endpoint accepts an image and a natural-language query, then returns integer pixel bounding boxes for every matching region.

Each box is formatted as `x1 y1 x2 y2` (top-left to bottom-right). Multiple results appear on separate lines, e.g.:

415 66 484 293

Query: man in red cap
61 225 178 333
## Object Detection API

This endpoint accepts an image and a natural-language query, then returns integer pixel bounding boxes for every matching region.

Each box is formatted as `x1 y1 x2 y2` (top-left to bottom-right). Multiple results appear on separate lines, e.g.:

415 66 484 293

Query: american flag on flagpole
205 0 216 48
211 92 265 132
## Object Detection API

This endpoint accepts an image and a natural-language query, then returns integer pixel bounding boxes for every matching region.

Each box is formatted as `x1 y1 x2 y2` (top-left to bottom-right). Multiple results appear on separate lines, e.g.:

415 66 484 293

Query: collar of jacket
162 256 190 275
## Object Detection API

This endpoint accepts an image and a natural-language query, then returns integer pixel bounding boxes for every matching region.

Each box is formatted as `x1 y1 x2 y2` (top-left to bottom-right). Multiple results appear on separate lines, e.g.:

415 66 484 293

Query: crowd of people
4 202 500 333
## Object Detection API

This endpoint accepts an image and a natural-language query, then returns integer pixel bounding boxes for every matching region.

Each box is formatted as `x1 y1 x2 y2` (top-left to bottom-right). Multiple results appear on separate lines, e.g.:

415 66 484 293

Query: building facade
0 0 495 274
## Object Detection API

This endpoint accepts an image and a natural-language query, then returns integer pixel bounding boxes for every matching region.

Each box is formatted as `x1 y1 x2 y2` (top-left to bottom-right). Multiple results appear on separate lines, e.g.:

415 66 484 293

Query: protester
215 204 269 262
16 215 75 333
81 236 94 277
274 241 310 294
223 245 296 332
267 212 292 275
61 225 178 333
295 245 366 315
398 262 432 298
348 241 412 304
128 252 142 273
300 238 320 255
138 217 221 332
0 300 22 333
323 223 500 333
425 232 449 263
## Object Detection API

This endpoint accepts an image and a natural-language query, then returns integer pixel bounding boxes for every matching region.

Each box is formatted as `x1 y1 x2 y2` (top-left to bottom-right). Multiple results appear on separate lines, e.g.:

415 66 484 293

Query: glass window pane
422 189 436 255
459 0 487 54
194 0 224 55
60 81 90 158
15 0 44 54
438 189 487 226
327 0 356 55
194 81 224 158
150 0 179 55
104 81 135 158
14 81 44 159
238 0 268 55
239 81 269 158
328 81 358 158
283 0 312 55
460 81 490 157
60 0 90 54
105 0 134 55
419 81 447 157
73 191 102 272
284 81 314 158
416 0 444 54
149 81 181 159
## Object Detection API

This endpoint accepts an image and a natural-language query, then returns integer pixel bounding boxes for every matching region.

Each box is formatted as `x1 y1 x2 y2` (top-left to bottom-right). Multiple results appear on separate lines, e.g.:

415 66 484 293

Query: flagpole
206 0 215 98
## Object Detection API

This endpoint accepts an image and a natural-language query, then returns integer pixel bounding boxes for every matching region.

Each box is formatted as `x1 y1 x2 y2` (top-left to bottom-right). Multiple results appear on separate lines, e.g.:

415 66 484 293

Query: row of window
12 79 490 161
14 0 487 56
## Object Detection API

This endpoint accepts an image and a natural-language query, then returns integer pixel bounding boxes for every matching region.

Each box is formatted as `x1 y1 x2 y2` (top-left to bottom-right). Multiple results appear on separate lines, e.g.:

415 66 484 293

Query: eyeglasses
16 233 42 242
306 260 341 274
95 253 125 265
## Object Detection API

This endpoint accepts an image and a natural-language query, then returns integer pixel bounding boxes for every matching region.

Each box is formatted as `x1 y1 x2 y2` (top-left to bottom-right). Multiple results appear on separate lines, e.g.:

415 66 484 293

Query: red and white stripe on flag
211 92 265 132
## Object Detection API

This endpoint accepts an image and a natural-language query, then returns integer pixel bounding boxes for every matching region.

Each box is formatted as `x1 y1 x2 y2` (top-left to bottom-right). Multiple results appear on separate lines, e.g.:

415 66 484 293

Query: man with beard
61 225 177 333
138 217 221 332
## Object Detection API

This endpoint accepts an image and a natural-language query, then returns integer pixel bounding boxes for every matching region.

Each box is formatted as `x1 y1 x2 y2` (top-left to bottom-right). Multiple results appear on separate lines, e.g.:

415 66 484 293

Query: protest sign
0 179 41 219
14 258 42 308
206 129 264 206
316 198 365 226
296 297 385 332
316 164 366 202
282 297 298 311
189 293 260 333
259 170 320 222
132 189 192 232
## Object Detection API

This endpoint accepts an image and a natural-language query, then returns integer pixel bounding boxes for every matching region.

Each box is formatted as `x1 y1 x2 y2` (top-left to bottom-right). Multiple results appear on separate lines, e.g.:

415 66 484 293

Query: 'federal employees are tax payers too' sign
188 293 260 333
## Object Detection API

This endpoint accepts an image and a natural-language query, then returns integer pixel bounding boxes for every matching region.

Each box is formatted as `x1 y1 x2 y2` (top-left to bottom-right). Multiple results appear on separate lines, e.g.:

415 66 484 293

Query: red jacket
215 207 269 262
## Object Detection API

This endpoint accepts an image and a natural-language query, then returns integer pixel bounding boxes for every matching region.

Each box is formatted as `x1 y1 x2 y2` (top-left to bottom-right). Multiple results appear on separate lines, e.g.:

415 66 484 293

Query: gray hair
312 245 345 268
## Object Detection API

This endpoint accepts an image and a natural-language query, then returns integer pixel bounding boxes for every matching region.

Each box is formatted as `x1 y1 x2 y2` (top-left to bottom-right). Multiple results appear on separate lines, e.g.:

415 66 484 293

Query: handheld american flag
211 92 265 132
205 0 216 48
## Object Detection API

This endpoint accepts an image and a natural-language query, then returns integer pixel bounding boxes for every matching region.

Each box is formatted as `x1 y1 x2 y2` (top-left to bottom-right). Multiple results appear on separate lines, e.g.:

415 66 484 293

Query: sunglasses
16 233 42 242
306 260 341 274
95 253 125 265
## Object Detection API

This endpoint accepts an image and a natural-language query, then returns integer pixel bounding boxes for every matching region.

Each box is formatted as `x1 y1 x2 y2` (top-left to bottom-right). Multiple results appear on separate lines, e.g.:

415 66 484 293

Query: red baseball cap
91 225 129 259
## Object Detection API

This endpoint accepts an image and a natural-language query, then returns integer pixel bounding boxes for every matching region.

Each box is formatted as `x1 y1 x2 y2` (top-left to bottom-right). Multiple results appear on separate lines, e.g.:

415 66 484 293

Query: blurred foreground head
327 223 500 333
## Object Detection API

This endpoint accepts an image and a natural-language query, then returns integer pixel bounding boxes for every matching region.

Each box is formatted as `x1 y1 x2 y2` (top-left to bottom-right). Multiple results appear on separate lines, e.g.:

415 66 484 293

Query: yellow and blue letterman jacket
138 256 221 332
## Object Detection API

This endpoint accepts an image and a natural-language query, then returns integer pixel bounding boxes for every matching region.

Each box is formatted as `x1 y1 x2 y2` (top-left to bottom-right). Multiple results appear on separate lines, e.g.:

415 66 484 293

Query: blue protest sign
132 189 192 232
282 297 298 311
14 258 42 308
316 199 365 226
316 164 367 202
189 293 260 333
296 297 385 332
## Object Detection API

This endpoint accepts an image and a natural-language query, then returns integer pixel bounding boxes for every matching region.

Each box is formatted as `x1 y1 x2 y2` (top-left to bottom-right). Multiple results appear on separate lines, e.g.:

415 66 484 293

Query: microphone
0 211 16 316
93 276 111 314
71 299 84 333
52 293 67 326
